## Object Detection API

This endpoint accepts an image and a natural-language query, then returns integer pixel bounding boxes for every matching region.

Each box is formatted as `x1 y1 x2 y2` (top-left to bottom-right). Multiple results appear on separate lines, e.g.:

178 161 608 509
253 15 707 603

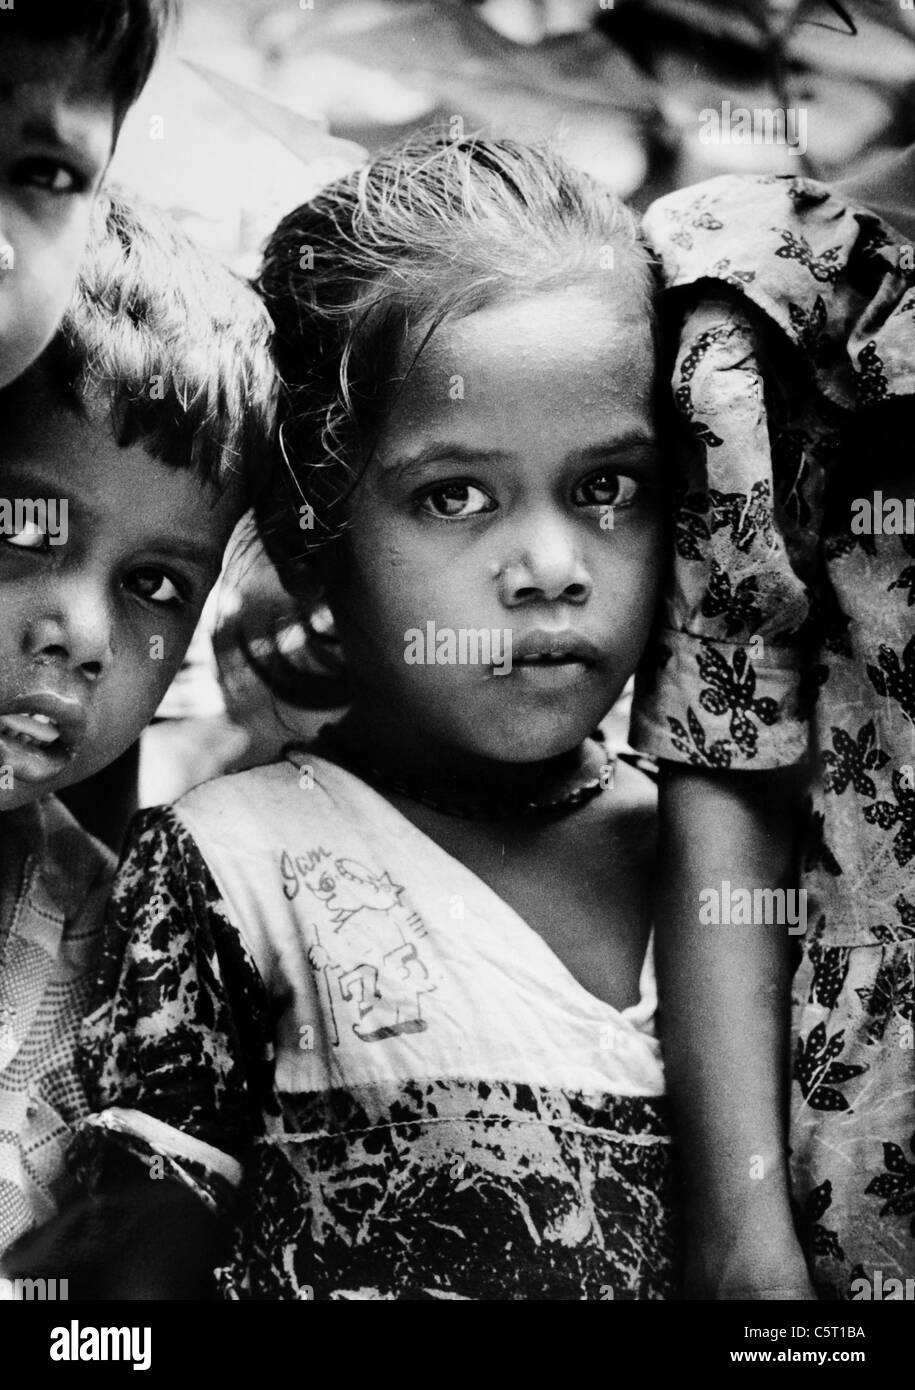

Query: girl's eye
4 520 49 550
14 158 82 195
418 483 496 520
574 471 640 509
128 568 184 606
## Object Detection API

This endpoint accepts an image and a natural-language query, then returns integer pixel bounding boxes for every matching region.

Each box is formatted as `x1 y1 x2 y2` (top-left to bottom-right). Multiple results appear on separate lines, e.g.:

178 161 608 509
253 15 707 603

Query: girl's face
328 282 663 768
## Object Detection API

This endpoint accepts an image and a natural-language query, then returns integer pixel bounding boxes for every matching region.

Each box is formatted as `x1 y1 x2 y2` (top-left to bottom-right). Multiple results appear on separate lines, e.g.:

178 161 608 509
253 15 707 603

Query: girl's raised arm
654 763 814 1298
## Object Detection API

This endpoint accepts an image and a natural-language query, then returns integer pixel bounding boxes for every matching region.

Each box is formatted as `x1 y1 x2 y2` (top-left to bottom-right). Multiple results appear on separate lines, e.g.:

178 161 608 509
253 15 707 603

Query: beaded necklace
305 724 615 821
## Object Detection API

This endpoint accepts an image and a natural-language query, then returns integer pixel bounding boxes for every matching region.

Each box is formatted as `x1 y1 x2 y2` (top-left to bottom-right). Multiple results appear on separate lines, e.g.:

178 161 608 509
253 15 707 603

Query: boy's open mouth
0 694 85 784
0 711 64 750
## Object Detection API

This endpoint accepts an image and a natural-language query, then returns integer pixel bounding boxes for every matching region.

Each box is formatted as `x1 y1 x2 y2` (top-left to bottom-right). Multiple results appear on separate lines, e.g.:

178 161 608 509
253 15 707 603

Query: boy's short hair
5 0 173 129
13 185 277 502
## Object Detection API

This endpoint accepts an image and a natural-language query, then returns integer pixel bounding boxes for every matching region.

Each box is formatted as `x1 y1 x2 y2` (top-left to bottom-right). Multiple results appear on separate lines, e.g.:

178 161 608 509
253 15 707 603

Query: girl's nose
498 520 592 607
24 594 114 682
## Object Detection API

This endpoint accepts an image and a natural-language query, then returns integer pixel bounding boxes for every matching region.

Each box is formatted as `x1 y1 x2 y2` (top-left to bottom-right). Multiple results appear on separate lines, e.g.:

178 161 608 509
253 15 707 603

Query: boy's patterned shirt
0 797 113 1257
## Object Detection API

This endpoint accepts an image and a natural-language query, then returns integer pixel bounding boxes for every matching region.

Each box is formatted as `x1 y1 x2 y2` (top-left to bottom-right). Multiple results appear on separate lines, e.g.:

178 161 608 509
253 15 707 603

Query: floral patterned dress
632 172 915 1298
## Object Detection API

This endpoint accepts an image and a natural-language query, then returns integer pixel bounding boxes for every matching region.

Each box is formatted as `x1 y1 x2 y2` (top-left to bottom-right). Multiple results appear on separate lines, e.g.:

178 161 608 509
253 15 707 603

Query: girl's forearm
655 763 815 1297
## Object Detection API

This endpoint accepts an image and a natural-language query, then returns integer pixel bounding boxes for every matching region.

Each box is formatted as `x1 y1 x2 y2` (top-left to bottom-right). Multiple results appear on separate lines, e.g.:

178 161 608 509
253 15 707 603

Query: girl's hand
686 1233 819 1300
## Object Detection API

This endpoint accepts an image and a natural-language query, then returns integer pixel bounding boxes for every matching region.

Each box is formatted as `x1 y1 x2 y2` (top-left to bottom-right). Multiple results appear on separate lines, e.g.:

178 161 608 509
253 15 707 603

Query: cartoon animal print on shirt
282 848 436 1045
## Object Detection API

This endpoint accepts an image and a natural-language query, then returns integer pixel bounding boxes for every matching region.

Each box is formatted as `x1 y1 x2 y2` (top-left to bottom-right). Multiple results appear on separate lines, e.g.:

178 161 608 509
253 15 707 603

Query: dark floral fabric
632 173 915 1297
74 799 680 1301
224 1082 677 1301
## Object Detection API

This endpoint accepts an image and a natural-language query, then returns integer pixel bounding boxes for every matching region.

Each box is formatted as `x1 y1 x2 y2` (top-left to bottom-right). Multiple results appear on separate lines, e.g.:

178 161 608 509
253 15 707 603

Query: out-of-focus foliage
112 0 915 257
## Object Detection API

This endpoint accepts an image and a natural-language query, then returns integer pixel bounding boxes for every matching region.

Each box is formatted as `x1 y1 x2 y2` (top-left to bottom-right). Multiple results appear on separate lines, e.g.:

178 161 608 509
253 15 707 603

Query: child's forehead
405 278 651 355
394 284 655 399
6 378 155 470
0 36 116 130
375 285 656 467
0 389 123 500
1 384 244 549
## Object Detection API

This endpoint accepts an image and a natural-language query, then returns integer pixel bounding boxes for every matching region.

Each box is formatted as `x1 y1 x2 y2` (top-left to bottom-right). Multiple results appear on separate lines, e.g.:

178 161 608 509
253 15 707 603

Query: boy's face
0 40 114 389
0 380 243 812
330 281 663 767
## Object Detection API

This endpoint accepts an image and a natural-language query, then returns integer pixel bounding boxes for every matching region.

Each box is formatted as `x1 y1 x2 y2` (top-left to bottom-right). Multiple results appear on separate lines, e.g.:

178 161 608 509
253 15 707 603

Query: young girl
43 135 678 1300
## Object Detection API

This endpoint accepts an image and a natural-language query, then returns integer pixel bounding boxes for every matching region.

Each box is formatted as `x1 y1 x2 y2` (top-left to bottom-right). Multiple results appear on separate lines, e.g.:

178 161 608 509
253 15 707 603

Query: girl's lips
506 629 602 688
511 629 600 664
507 658 592 691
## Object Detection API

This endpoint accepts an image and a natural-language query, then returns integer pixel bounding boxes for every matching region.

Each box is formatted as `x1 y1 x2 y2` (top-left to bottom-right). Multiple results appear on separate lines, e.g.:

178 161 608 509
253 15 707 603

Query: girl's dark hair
6 0 173 129
256 131 657 598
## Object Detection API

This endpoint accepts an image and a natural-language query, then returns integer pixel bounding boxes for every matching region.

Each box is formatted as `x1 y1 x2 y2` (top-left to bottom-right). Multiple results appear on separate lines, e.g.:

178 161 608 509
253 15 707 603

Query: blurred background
120 0 915 805
112 0 915 263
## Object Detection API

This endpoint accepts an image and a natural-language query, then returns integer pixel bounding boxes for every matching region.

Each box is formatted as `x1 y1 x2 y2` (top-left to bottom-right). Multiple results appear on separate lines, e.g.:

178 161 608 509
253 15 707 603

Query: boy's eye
418 483 496 520
13 158 82 195
128 568 184 606
574 471 640 509
4 519 49 550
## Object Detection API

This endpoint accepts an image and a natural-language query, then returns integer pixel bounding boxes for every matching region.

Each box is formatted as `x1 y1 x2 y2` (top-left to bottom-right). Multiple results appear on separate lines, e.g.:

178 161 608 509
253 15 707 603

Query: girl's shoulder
168 751 372 848
644 173 915 407
121 754 407 997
